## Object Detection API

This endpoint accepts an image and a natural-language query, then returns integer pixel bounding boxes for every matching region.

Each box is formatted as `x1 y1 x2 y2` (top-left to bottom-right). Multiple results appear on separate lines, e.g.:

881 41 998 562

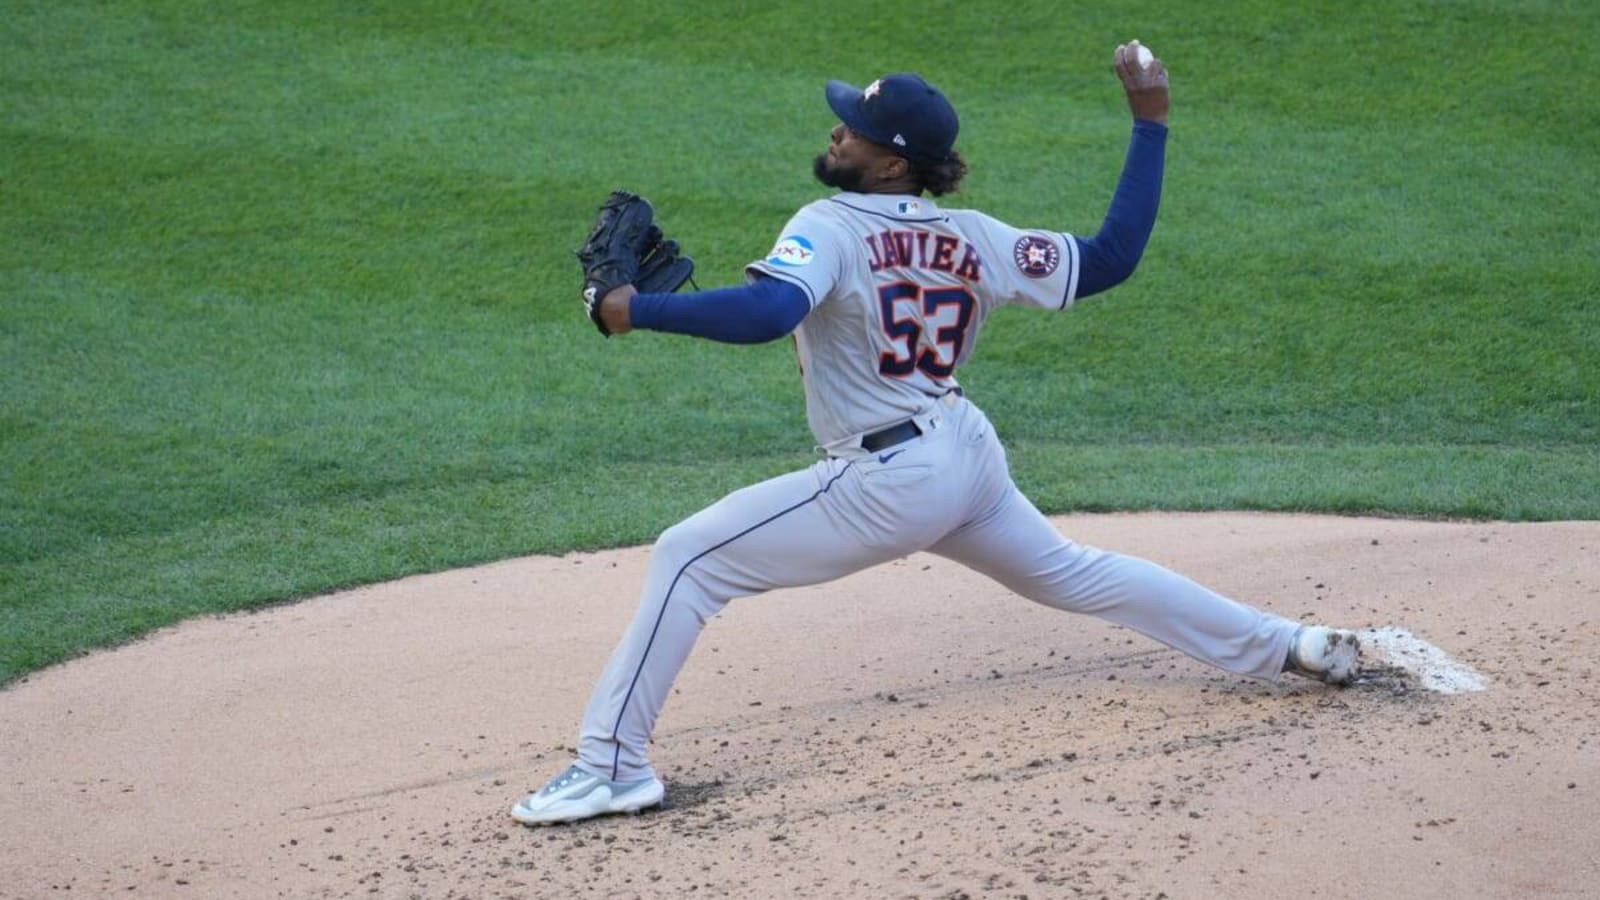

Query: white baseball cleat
1284 625 1362 685
511 764 665 825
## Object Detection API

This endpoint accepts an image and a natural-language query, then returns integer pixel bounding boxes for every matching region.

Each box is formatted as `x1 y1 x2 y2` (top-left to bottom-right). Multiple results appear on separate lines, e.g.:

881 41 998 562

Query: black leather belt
861 420 922 452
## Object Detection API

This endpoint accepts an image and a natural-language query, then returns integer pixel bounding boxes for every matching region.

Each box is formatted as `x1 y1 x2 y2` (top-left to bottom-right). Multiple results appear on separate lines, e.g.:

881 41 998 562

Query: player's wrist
604 285 636 334
1127 94 1169 124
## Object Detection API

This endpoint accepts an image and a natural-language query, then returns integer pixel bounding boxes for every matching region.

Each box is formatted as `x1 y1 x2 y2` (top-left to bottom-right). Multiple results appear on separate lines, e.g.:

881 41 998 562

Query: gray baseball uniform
577 191 1299 783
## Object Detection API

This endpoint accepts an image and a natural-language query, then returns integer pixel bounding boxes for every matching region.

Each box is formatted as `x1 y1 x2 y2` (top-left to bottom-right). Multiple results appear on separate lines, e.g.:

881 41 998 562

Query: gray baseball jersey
572 193 1300 785
747 192 1080 448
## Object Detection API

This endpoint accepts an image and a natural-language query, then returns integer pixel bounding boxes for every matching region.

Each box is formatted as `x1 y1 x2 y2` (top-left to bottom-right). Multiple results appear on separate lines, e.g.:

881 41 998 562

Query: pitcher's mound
2 513 1596 899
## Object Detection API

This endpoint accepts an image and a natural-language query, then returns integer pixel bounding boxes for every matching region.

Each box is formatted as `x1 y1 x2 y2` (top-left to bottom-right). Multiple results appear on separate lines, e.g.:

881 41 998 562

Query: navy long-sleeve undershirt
629 276 810 344
1072 119 1167 299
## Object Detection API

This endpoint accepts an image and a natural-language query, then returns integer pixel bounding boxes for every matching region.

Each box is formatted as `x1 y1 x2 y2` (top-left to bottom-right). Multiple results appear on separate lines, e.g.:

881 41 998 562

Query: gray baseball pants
577 394 1298 782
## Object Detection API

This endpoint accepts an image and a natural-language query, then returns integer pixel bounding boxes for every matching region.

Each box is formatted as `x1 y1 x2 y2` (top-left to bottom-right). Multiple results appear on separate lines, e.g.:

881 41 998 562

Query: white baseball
1135 45 1154 68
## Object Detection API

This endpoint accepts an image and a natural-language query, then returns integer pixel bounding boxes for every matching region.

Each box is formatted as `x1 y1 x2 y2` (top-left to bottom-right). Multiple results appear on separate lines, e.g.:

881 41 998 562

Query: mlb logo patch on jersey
767 235 816 267
1012 234 1060 278
896 200 921 215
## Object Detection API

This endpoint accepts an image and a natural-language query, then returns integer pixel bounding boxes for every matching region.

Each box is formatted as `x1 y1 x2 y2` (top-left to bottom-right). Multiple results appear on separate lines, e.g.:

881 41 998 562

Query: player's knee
652 519 710 571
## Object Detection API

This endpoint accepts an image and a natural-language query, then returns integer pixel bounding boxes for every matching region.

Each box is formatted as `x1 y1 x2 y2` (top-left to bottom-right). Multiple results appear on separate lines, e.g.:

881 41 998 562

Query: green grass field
3 0 1597 684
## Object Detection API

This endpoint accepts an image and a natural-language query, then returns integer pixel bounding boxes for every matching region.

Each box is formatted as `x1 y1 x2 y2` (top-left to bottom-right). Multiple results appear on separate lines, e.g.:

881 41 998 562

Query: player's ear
880 155 911 180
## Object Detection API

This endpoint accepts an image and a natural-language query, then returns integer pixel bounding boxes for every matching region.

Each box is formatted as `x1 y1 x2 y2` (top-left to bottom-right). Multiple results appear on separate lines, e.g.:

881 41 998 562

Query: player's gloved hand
636 234 695 297
1114 40 1170 124
575 190 695 337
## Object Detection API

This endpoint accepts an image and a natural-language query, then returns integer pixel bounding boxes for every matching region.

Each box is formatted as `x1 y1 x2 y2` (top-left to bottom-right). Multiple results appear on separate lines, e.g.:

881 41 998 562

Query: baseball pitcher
515 41 1362 825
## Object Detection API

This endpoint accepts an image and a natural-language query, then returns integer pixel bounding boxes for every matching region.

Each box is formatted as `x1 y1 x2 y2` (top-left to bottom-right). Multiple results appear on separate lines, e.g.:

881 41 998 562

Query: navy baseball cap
825 73 959 164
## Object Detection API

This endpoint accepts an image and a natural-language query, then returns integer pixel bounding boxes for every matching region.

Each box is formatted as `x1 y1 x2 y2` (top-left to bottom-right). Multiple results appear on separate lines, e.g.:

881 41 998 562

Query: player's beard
813 153 868 193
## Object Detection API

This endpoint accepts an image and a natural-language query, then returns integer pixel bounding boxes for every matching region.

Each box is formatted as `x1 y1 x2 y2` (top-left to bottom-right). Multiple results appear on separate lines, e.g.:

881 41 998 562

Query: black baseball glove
576 190 695 336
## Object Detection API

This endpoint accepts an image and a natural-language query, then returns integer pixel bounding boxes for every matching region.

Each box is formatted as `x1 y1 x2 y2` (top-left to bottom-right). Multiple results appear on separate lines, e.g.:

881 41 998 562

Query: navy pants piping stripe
606 462 855 779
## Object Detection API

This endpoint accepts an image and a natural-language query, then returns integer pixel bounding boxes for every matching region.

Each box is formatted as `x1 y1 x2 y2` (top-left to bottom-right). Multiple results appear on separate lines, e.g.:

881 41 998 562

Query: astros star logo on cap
863 79 882 101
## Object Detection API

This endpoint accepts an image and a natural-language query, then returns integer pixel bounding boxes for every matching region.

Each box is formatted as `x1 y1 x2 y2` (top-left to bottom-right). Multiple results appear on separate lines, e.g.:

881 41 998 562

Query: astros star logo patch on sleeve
1012 234 1060 278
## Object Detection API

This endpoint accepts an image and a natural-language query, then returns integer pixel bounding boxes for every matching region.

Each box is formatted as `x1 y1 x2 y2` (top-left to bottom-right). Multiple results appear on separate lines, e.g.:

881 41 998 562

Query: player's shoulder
943 207 1040 252
759 198 857 271
942 206 1009 231
795 196 835 216
784 196 856 232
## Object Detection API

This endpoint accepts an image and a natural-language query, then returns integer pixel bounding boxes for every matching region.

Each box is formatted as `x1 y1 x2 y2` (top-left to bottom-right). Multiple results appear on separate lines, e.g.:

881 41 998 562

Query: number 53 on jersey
877 282 975 379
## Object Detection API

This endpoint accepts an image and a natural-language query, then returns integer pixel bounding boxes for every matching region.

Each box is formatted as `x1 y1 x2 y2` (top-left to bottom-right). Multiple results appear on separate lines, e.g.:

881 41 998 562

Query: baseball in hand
1135 44 1154 68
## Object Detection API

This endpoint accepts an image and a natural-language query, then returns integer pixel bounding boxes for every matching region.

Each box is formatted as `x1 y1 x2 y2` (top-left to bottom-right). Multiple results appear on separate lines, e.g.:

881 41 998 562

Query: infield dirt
2 513 1596 899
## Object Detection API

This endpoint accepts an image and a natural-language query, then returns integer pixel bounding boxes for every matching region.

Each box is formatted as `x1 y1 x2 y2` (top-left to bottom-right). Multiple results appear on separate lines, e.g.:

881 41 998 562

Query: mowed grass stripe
1009 444 1600 522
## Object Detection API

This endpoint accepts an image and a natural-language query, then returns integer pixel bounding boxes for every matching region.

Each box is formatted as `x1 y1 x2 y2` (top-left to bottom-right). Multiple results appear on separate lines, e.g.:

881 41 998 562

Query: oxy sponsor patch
1013 234 1059 278
767 235 816 267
